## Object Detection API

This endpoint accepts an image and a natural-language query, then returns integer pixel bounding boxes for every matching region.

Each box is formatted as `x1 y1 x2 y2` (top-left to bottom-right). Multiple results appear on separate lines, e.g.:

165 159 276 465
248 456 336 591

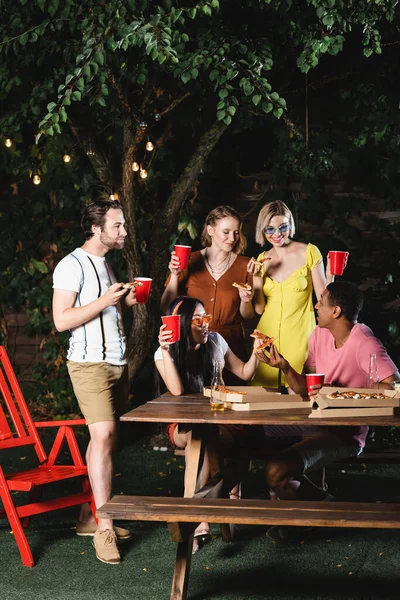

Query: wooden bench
98 495 400 530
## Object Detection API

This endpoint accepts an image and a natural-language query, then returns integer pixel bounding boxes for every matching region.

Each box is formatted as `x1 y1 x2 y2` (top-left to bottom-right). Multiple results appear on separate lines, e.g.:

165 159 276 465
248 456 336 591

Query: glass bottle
367 353 379 389
210 360 225 412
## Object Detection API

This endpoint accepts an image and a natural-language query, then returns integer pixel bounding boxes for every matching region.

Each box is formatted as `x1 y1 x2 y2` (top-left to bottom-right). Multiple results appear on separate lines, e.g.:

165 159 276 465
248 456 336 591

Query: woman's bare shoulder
290 240 307 253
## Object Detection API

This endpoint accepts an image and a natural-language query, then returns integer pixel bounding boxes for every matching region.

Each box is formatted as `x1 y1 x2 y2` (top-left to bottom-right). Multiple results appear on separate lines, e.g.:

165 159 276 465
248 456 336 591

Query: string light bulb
5 138 12 148
63 153 71 163
32 174 41 185
146 141 154 152
139 121 147 130
139 168 148 179
132 161 140 172
154 113 161 122
109 192 119 200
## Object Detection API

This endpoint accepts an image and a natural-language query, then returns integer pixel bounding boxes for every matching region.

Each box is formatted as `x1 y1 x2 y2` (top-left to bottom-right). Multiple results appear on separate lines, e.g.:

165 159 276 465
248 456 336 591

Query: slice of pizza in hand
122 281 143 290
232 282 252 292
250 329 275 350
253 256 272 267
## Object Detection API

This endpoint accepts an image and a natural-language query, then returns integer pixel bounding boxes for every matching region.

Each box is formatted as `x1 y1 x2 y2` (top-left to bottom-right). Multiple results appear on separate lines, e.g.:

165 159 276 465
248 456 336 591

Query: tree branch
160 92 191 117
69 123 114 185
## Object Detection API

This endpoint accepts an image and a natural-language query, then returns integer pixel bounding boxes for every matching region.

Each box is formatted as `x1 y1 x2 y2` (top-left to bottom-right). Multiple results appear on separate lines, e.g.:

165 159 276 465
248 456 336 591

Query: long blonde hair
255 200 295 245
201 205 247 254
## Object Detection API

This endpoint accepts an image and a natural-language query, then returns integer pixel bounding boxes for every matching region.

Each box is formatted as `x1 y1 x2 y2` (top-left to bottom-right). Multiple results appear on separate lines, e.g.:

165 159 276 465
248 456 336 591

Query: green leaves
31 258 49 274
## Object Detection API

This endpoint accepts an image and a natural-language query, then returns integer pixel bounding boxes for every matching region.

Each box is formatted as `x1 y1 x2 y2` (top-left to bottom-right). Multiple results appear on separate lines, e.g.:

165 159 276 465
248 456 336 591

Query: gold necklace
204 248 232 274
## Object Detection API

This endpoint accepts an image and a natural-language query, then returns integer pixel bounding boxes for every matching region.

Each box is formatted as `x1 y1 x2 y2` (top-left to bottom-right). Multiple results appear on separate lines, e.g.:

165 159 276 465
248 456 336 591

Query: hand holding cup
174 245 191 270
159 323 173 350
168 251 183 276
161 315 181 343
305 373 324 398
328 251 349 277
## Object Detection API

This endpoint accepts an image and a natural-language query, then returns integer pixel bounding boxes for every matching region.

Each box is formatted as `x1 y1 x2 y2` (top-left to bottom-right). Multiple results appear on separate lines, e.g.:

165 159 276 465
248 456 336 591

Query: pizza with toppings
327 391 388 400
250 329 275 351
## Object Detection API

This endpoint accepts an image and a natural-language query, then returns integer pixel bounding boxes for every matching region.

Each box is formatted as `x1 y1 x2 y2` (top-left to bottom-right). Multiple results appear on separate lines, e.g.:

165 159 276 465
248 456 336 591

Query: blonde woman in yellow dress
247 200 332 390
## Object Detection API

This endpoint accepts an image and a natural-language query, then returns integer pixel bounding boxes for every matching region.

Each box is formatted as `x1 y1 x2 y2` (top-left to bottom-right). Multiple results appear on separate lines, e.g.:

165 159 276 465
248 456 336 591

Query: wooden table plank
122 398 400 426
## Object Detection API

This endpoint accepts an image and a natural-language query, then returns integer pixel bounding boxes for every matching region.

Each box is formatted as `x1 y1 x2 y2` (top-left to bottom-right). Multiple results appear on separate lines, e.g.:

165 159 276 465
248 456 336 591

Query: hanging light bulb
63 153 71 163
139 121 147 130
32 174 41 185
86 139 95 156
146 141 154 152
5 138 12 148
109 192 119 200
139 168 148 179
132 161 140 172
154 113 161 122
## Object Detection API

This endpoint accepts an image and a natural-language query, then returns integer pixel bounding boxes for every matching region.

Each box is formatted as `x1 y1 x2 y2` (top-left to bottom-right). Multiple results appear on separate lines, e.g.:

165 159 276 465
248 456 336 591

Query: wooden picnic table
99 393 400 600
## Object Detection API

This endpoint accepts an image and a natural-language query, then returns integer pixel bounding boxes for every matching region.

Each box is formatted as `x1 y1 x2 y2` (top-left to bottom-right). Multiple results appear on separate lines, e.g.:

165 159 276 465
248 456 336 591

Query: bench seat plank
98 496 400 529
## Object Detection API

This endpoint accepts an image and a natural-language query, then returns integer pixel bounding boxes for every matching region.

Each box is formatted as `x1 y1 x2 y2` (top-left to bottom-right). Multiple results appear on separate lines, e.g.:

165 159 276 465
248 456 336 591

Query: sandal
192 526 211 554
193 528 211 543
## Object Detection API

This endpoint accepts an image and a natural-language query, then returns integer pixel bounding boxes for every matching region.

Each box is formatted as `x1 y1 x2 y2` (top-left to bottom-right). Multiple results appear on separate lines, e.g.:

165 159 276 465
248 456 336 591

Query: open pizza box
203 386 311 411
314 386 399 410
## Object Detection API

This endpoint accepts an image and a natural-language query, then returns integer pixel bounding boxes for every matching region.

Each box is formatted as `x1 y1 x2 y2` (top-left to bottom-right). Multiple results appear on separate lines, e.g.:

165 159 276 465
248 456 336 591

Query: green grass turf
1 427 400 600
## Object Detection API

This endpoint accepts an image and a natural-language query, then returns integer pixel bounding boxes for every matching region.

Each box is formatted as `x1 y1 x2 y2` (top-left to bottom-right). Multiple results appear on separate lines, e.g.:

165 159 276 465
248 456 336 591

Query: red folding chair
0 345 94 567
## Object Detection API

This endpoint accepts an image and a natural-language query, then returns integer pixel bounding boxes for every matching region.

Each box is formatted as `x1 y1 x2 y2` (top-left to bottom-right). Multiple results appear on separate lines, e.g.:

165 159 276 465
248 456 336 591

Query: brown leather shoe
93 529 121 564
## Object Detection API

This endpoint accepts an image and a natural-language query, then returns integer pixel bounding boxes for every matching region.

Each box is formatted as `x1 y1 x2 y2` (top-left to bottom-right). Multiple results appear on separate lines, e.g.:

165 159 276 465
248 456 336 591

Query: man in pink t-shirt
257 281 398 543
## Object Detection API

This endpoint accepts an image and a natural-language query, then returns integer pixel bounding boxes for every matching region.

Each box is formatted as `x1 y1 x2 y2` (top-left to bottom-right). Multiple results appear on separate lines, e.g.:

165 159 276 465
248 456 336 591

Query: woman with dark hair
247 200 332 390
160 206 254 384
155 296 263 552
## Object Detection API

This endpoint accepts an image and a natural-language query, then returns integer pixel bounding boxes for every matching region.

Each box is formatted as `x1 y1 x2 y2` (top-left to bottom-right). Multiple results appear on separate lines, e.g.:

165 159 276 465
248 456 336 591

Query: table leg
170 426 203 600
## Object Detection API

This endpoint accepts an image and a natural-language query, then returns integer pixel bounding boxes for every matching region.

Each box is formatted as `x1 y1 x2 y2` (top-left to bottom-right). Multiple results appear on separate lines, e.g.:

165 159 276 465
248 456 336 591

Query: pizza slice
232 282 252 292
253 256 272 268
326 391 346 400
122 281 143 290
250 329 275 350
326 390 388 400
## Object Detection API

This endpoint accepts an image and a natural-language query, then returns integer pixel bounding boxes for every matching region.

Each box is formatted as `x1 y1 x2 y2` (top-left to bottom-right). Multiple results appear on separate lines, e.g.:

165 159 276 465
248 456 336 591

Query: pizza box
309 407 398 419
203 386 285 403
314 387 398 410
226 397 311 411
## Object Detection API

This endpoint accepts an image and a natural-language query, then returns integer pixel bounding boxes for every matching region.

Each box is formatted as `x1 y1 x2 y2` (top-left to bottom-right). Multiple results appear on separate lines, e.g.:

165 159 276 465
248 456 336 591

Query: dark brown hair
81 199 122 240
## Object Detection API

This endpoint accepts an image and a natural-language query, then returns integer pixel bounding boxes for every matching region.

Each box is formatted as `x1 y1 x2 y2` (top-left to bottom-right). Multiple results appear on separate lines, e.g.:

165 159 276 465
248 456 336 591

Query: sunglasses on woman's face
191 314 213 327
263 222 291 236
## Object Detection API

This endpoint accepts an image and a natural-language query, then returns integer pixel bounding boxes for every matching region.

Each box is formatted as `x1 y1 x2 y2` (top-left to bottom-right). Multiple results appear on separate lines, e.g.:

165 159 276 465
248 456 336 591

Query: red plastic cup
134 277 152 303
174 245 191 270
305 373 324 396
161 315 181 343
329 251 349 276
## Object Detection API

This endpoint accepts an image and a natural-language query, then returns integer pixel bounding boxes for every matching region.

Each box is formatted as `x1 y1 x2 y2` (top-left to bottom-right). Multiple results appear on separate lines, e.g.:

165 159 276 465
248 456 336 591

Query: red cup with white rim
174 245 191 270
329 251 349 276
134 278 152 303
305 373 324 396
161 315 181 343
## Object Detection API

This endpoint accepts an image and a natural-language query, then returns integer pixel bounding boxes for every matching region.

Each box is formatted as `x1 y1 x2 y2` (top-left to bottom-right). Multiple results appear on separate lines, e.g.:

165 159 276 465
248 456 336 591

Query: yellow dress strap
306 243 323 271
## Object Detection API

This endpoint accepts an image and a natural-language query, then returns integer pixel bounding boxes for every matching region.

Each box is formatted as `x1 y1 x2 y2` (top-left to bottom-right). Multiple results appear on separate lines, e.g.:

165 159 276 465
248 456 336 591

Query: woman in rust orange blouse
161 206 254 383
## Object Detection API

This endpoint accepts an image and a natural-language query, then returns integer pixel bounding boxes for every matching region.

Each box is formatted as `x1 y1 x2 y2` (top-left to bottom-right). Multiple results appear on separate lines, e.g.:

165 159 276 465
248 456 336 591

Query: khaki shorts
67 361 128 425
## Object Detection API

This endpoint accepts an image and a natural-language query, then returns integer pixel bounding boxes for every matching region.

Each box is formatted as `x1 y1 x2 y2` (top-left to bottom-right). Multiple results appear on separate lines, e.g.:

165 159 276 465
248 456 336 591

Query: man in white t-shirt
53 199 137 564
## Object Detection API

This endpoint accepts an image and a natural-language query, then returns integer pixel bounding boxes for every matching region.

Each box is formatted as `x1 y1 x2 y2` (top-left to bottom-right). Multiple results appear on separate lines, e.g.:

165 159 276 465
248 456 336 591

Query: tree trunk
124 120 228 385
